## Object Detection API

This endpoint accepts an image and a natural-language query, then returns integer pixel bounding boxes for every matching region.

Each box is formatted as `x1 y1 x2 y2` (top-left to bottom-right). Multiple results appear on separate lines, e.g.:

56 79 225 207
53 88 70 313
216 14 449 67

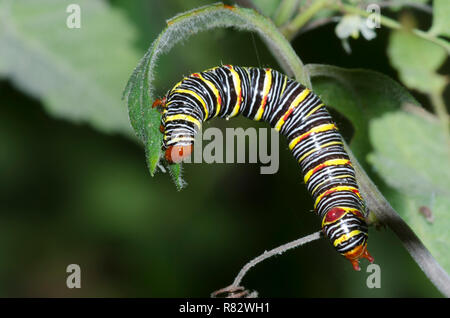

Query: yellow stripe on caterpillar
194 73 222 117
304 158 350 183
311 174 355 196
226 65 242 118
333 230 363 247
165 136 196 144
274 88 310 131
314 186 360 209
298 141 343 163
164 114 202 129
289 123 337 150
254 69 272 121
173 88 209 119
280 76 288 96
305 103 324 118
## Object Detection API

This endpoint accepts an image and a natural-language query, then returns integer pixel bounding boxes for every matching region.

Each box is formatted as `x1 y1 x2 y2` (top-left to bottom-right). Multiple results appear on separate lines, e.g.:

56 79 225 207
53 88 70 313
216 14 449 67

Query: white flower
335 15 377 53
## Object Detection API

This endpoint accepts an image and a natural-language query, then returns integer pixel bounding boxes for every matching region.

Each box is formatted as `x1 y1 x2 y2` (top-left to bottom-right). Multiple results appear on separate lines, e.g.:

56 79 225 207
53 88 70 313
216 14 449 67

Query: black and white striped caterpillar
154 65 374 270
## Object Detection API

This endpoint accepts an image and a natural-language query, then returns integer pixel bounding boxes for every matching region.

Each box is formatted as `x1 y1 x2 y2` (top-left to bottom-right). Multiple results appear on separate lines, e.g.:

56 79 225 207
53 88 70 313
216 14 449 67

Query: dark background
0 0 442 297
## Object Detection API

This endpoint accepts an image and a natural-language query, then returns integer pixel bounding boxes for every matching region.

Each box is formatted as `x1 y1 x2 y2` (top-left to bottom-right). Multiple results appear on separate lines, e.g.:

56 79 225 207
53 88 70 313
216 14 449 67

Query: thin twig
281 0 331 40
375 1 433 14
333 3 450 54
211 230 322 298
231 231 322 288
428 90 450 143
402 103 440 124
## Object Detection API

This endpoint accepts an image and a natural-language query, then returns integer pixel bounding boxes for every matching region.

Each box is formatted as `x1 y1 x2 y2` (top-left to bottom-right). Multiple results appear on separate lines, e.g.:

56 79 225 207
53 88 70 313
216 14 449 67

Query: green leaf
367 111 450 274
123 2 309 180
430 0 450 37
388 30 447 94
166 162 186 191
306 64 419 163
0 0 141 135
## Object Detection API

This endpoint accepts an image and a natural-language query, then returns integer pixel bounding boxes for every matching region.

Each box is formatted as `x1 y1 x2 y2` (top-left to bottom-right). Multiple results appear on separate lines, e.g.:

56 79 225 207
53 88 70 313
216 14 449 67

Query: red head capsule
165 145 193 164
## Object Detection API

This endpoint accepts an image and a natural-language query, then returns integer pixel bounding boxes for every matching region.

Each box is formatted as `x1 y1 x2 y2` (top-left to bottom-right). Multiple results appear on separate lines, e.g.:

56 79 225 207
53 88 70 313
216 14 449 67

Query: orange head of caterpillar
165 144 193 164
322 207 374 271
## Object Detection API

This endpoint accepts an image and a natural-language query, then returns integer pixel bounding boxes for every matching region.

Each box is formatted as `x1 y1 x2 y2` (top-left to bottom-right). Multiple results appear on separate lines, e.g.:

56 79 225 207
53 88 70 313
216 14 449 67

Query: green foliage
430 0 450 37
388 30 447 94
0 0 141 135
368 111 450 274
167 163 186 191
306 64 419 161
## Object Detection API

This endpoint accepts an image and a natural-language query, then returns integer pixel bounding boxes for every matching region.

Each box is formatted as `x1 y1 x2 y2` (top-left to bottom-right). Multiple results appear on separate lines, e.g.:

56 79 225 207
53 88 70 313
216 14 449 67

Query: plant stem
429 90 450 141
273 0 299 26
333 3 450 54
231 231 322 288
283 0 449 54
281 0 331 40
376 1 433 13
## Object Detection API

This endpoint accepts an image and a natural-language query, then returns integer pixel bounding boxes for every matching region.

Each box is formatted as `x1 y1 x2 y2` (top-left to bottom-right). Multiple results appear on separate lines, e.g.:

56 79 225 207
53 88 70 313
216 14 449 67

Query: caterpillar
154 65 374 271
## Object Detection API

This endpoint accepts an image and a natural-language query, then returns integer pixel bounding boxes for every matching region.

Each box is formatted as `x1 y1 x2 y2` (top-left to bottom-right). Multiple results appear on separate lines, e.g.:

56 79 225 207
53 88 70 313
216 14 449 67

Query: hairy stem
333 3 450 54
273 0 299 26
281 0 331 40
375 1 433 13
429 90 450 142
231 231 322 288
281 1 449 54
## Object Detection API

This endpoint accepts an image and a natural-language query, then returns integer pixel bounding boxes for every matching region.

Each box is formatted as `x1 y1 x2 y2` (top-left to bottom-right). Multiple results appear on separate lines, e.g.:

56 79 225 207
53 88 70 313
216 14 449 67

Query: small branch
281 0 331 40
211 231 322 297
374 1 433 14
333 3 450 54
428 89 450 141
280 0 449 54
402 103 440 124
211 286 258 298
273 0 300 27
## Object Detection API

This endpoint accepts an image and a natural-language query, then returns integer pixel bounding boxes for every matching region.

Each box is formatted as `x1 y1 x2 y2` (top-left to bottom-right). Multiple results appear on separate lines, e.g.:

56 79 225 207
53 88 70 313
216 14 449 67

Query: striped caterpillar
153 65 374 271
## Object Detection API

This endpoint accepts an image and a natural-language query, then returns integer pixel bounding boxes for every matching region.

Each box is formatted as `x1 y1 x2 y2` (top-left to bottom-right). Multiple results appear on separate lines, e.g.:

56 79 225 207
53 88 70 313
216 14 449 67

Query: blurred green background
0 0 444 297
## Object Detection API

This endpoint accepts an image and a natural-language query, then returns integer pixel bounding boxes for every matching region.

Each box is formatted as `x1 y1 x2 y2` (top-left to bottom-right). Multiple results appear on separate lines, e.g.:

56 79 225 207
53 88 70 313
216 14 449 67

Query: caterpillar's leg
345 245 374 271
152 96 167 110
152 96 167 133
